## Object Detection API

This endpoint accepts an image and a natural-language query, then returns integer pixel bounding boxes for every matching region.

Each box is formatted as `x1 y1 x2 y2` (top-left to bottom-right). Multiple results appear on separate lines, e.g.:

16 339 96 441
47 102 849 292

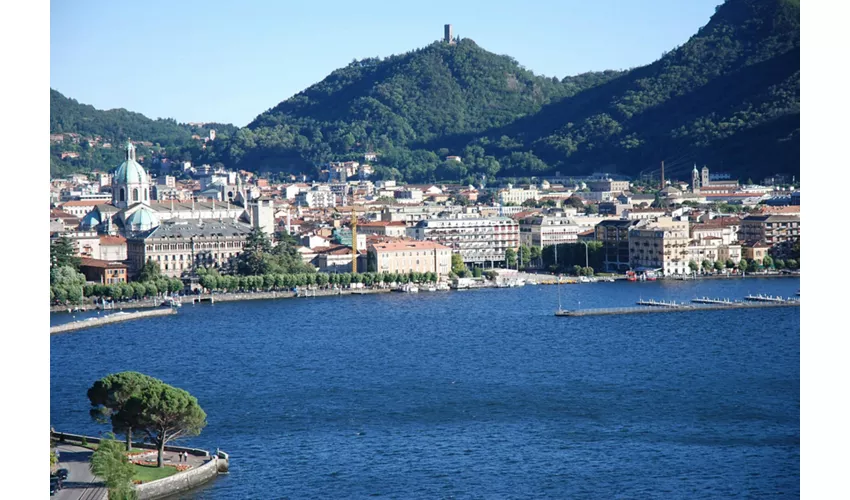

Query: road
53 444 107 500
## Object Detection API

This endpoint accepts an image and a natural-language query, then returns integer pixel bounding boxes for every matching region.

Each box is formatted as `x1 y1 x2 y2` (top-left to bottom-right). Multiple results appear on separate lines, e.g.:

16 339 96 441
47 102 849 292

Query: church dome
113 143 148 185
80 210 102 230
125 206 159 232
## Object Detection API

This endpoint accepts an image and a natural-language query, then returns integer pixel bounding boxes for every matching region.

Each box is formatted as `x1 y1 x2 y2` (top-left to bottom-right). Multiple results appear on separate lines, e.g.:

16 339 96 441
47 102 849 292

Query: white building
519 213 581 248
409 217 520 265
296 185 336 208
498 184 539 205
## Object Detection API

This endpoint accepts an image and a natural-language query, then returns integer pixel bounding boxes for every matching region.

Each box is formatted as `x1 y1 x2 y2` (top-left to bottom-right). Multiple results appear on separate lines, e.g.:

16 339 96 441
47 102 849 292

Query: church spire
126 141 136 162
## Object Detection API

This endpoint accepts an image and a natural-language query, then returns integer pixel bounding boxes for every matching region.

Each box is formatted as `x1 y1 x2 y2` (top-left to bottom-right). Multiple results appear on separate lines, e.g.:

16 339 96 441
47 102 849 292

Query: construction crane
333 207 358 273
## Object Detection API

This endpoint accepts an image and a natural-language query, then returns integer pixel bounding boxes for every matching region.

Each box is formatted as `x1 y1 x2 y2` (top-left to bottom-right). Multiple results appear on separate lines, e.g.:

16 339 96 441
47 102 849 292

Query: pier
50 308 177 334
556 300 800 317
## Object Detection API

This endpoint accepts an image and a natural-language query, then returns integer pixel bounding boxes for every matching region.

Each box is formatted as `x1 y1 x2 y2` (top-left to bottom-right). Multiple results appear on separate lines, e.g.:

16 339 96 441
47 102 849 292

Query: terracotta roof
61 200 101 207
79 258 127 269
50 209 80 221
99 235 127 245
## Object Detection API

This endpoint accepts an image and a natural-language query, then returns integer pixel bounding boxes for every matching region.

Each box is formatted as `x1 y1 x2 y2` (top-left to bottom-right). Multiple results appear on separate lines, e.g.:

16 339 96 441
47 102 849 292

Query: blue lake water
50 278 800 499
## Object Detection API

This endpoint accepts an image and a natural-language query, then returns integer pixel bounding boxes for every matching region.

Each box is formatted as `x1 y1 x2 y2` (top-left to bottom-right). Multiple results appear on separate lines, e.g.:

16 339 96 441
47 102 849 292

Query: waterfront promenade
53 443 106 500
50 308 177 334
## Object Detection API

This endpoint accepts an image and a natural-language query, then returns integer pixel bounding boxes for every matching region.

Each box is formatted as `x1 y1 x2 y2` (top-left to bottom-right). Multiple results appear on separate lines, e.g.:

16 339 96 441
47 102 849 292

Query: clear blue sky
51 0 721 127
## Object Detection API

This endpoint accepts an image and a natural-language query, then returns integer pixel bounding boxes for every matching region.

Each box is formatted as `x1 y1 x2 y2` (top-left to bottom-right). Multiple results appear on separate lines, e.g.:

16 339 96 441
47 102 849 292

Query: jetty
744 294 791 303
50 308 177 334
555 300 799 317
691 297 740 305
636 299 683 308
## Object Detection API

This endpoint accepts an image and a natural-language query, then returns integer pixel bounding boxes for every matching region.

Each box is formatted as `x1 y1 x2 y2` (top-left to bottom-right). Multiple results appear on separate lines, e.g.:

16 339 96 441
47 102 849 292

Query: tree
51 236 80 269
714 260 725 272
88 372 157 451
129 378 207 468
530 246 542 266
89 434 136 500
485 270 498 281
572 265 582 276
702 259 713 273
688 260 699 273
236 226 273 276
762 255 774 269
785 258 798 270
582 266 594 276
473 267 483 278
138 261 162 282
725 259 735 269
505 248 517 268
518 245 531 268
451 253 466 276
774 259 785 269
738 259 749 273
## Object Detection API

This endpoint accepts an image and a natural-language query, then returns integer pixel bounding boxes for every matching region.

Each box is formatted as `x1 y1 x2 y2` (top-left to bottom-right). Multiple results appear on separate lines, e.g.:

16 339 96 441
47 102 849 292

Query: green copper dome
113 142 148 185
125 206 159 232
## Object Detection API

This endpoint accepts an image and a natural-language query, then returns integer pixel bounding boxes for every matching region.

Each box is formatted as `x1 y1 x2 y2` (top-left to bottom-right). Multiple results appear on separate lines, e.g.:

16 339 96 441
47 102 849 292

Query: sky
51 0 721 127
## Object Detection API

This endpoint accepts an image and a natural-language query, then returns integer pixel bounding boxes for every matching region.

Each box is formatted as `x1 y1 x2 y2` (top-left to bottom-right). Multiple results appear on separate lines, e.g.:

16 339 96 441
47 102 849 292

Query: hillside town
49 141 800 299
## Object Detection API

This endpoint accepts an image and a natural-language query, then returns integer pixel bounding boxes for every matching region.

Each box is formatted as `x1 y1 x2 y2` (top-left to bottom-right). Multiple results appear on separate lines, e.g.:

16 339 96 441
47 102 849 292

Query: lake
50 277 800 499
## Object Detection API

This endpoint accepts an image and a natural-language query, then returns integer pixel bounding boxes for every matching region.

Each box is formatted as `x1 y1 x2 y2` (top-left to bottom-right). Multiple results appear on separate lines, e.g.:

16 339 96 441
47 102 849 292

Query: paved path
54 444 107 500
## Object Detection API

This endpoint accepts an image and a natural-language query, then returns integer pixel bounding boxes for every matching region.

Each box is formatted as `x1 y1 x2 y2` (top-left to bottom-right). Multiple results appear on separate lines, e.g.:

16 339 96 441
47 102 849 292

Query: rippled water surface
51 278 800 499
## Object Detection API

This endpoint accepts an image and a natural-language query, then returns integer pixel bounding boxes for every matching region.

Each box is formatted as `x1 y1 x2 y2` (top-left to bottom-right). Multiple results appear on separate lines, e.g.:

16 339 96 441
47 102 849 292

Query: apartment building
409 217 520 265
738 215 800 246
367 240 452 277
628 218 691 276
519 213 581 248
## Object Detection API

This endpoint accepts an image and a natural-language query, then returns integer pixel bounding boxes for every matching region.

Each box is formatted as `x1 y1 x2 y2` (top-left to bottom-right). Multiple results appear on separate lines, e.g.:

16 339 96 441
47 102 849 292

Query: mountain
448 0 800 181
204 40 622 175
50 89 238 176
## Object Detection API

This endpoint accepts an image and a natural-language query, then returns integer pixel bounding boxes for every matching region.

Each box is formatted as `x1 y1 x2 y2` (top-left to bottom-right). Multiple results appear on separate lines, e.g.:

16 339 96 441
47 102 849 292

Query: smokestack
660 160 665 190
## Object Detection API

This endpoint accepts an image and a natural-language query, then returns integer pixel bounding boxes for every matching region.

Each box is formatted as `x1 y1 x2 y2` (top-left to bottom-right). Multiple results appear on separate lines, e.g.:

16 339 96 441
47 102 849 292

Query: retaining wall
50 308 177 335
135 456 221 500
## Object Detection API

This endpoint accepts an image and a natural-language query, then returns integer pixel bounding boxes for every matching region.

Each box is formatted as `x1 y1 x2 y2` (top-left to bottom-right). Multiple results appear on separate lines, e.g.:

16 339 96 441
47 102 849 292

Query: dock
50 308 177 334
555 300 799 317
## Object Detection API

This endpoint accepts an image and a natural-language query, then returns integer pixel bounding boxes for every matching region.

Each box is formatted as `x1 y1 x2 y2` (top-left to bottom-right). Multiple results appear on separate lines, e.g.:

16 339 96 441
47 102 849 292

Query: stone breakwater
50 308 177 334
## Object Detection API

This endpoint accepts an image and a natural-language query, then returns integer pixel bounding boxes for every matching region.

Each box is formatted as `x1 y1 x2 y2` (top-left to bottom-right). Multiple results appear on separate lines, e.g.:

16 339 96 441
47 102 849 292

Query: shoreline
50 273 800 315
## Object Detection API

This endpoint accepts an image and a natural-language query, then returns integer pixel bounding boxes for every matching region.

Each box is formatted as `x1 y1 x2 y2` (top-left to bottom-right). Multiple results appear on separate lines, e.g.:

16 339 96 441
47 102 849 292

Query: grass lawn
133 464 179 483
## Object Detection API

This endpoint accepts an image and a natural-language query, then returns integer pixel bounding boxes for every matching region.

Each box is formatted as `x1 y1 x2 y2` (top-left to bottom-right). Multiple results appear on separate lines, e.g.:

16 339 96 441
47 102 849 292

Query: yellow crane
333 207 358 273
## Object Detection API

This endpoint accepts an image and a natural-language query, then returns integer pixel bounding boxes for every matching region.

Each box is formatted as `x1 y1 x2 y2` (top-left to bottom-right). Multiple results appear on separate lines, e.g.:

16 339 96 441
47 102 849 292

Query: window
133 188 139 201
119 188 125 202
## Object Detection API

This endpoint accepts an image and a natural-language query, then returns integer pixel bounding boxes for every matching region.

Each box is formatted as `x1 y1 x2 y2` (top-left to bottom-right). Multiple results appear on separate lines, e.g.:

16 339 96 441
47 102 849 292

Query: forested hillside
448 0 800 181
51 0 800 183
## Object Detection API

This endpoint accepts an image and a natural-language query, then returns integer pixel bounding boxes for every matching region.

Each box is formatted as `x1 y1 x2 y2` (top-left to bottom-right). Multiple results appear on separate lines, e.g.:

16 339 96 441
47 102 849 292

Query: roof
742 214 800 223
61 200 101 207
358 221 406 227
368 240 451 252
79 258 127 269
132 218 252 240
99 235 127 245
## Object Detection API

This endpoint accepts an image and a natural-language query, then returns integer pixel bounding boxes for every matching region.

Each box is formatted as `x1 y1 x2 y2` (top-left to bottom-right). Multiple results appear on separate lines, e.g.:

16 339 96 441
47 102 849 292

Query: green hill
206 39 621 175
50 89 238 176
452 0 800 181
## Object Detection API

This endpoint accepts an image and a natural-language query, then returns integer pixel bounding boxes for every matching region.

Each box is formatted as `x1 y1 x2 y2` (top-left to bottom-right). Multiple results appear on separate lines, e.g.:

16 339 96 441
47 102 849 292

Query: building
368 240 452 277
312 245 365 274
738 215 800 247
595 219 643 272
742 241 771 263
79 258 128 284
126 218 253 278
587 179 630 193
628 219 691 276
98 235 127 261
519 213 581 249
498 184 539 206
357 221 408 238
296 185 336 208
409 217 519 266
112 143 151 209
60 200 101 218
